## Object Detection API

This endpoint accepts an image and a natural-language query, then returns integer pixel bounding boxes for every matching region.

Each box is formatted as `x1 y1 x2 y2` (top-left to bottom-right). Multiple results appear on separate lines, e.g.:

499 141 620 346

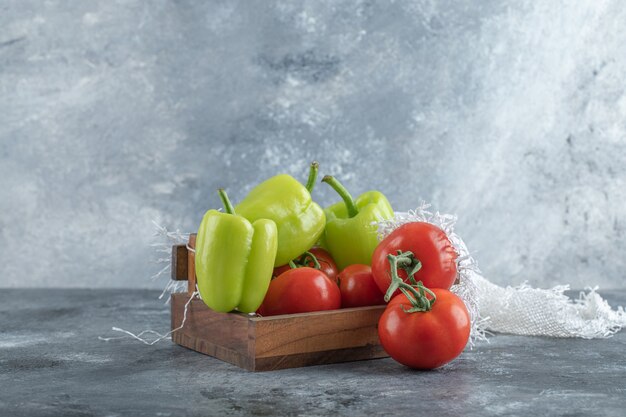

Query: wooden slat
171 293 254 370
171 244 188 281
252 306 385 358
254 345 387 371
170 234 198 294
170 292 388 371
187 234 196 293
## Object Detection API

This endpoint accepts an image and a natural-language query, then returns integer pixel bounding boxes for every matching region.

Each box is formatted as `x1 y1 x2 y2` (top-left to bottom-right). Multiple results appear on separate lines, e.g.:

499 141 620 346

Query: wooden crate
170 235 388 371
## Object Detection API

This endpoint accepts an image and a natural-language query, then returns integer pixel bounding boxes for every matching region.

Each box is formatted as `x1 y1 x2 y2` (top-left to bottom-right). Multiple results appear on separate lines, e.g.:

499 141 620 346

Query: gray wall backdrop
2 1 625 289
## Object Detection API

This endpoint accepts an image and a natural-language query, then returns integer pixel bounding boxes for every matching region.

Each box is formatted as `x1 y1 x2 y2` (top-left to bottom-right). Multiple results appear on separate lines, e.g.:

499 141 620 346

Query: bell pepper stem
218 188 236 215
322 175 359 218
305 161 319 193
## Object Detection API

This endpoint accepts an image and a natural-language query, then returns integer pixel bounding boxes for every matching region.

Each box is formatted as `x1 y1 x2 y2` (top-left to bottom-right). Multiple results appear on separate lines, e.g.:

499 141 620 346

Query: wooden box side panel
253 344 388 371
253 306 387 361
170 293 254 370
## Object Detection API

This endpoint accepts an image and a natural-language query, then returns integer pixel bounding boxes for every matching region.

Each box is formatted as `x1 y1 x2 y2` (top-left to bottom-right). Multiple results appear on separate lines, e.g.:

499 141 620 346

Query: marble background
1 1 625 289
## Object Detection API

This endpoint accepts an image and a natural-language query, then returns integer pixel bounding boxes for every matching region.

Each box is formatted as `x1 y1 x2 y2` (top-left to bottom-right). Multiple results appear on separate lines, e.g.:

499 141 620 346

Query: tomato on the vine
378 288 470 369
372 222 457 297
306 247 339 283
273 247 339 284
258 267 341 316
337 264 385 308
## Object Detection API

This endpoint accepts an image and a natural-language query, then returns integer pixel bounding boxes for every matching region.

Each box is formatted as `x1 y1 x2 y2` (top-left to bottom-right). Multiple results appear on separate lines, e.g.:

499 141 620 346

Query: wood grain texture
187 234 196 293
171 293 254 370
170 292 388 371
170 235 197 291
252 306 385 358
253 344 387 371
171 244 188 280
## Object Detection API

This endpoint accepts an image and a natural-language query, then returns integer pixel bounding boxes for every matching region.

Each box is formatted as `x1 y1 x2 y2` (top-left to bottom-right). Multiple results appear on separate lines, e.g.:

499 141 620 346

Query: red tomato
307 247 339 283
372 222 457 296
273 264 292 278
378 288 470 369
258 267 341 316
338 264 385 308
273 248 339 283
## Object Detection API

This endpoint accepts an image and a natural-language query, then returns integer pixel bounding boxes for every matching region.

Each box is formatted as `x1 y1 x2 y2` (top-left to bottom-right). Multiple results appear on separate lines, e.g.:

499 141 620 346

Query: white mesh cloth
377 205 626 341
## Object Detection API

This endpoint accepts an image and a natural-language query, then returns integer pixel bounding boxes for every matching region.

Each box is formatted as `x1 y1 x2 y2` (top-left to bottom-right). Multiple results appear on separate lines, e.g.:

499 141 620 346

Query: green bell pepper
235 162 326 267
321 175 394 270
195 189 278 313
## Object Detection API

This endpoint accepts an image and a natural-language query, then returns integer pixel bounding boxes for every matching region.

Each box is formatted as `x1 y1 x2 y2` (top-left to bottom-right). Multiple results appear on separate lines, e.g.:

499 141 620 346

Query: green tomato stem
297 251 321 270
287 251 321 270
218 188 236 215
305 161 319 193
322 175 359 218
384 251 436 312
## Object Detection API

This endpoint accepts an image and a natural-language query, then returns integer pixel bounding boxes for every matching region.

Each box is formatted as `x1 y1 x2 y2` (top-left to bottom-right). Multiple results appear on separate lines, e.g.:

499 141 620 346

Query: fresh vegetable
377 249 470 369
273 247 339 283
321 175 394 270
337 264 385 308
378 288 470 369
371 222 457 298
235 162 326 267
257 267 341 316
195 189 278 313
306 247 339 283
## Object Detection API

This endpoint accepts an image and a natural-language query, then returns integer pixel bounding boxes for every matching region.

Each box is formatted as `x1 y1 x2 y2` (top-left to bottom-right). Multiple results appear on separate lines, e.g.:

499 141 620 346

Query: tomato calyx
288 251 321 270
385 250 437 313
297 251 321 270
383 250 421 301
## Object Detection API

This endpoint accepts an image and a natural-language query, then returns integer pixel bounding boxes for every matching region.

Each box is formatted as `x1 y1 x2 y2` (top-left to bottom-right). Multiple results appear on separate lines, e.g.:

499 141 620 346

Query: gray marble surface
1 288 625 416
2 1 626 290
